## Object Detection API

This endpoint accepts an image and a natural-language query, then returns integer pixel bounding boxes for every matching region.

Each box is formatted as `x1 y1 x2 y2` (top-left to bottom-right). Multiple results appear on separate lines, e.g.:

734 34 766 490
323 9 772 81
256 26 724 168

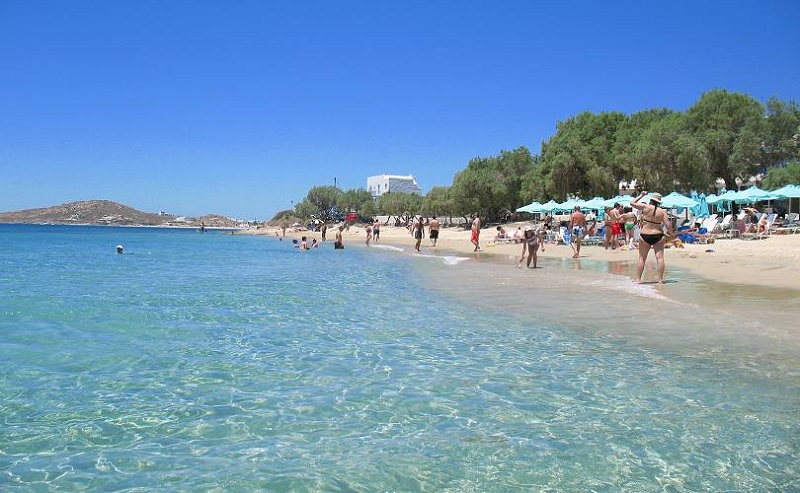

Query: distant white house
367 174 422 197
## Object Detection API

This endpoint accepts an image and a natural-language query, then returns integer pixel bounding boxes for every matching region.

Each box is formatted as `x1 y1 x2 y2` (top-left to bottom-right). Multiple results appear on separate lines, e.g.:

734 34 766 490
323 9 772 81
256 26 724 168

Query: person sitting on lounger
494 226 508 242
512 227 524 243
757 214 769 235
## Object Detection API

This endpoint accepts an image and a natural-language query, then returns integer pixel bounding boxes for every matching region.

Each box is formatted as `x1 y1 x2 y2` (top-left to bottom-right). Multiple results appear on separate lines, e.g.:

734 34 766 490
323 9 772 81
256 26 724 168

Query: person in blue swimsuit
568 206 587 258
630 191 674 284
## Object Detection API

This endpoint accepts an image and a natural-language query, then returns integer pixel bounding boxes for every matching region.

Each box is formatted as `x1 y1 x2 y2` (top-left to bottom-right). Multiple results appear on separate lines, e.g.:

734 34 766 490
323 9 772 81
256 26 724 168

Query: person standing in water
334 225 345 249
414 216 425 252
630 191 674 284
516 225 545 268
372 219 380 243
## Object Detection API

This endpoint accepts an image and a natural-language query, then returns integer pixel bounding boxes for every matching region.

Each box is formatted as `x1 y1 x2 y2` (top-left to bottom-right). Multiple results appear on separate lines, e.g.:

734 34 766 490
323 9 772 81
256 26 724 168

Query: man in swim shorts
569 206 587 259
334 225 345 249
372 219 380 242
471 213 481 251
429 216 440 247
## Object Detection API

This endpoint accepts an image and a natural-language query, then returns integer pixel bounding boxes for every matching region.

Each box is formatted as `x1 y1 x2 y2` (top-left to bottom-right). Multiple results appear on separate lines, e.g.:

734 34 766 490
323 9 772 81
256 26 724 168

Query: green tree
376 192 422 225
685 90 765 190
762 160 800 189
421 186 455 218
631 112 711 193
762 97 800 168
450 147 535 222
612 108 676 184
337 188 373 213
536 112 626 200
303 186 340 222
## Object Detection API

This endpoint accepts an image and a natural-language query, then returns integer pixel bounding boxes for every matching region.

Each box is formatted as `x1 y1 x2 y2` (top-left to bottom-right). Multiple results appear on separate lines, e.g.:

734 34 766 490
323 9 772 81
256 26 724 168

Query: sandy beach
247 221 800 292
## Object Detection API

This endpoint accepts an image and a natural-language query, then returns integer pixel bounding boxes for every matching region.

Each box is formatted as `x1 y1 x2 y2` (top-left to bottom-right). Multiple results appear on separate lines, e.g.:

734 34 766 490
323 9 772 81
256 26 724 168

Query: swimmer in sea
116 245 124 254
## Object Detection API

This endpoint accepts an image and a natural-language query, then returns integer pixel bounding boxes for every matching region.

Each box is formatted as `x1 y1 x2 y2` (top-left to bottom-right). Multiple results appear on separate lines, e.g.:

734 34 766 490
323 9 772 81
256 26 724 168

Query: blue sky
1 0 798 220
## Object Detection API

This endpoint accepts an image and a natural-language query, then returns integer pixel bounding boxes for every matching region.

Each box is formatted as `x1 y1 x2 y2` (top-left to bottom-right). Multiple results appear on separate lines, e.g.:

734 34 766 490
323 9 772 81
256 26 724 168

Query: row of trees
282 90 800 225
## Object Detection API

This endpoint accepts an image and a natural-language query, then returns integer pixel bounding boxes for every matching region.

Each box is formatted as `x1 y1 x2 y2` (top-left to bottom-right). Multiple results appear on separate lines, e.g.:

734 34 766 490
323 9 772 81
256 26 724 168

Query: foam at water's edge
370 244 471 265
580 275 678 303
370 244 405 253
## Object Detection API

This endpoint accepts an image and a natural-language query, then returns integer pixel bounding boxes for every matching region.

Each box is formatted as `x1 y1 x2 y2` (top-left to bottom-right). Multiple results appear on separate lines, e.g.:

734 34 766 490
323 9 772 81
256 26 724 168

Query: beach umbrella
707 188 753 205
690 192 710 218
578 196 608 211
659 191 699 209
770 184 800 214
739 185 780 202
555 198 582 212
538 199 561 213
515 201 543 213
601 194 634 208
771 184 800 198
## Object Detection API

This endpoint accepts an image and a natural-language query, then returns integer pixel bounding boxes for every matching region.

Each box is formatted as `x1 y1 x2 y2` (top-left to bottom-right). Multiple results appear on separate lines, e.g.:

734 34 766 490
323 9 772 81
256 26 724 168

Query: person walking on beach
321 223 327 242
334 225 345 249
471 213 481 251
569 206 587 258
372 219 380 242
604 205 621 249
429 216 440 247
414 216 425 252
631 191 674 284
517 225 545 268
365 224 373 246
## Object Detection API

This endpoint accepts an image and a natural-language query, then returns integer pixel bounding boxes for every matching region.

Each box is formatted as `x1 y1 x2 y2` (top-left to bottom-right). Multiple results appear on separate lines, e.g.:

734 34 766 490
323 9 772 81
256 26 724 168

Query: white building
367 174 422 197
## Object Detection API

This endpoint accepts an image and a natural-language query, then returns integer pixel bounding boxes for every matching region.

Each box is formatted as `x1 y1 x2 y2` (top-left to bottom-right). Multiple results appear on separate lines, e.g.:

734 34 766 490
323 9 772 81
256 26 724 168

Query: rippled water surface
1 225 798 491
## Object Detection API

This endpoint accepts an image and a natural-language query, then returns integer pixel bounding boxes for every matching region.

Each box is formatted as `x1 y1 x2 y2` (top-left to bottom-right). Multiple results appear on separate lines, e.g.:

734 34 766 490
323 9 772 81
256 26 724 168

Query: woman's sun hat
650 193 662 203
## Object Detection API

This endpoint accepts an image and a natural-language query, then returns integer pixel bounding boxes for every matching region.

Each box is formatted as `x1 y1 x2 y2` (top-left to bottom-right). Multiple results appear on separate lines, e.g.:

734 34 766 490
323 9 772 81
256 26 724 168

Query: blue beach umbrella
739 185 780 202
555 198 582 212
771 184 800 198
771 184 800 213
708 188 751 205
515 201 543 213
538 199 561 213
578 196 608 211
690 193 710 218
601 194 634 208
658 192 699 209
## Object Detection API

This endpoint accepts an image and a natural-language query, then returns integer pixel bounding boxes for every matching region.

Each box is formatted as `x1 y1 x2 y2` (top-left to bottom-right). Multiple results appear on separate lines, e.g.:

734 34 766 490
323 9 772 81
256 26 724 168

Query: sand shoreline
245 221 800 292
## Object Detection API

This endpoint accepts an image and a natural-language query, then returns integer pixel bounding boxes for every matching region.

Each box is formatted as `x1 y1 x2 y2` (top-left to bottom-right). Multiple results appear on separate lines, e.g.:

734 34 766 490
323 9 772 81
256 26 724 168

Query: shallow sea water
1 225 798 491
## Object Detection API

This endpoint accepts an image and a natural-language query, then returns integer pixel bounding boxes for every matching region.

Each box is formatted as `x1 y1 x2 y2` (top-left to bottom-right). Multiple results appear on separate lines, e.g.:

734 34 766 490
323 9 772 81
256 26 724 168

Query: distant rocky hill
0 200 240 228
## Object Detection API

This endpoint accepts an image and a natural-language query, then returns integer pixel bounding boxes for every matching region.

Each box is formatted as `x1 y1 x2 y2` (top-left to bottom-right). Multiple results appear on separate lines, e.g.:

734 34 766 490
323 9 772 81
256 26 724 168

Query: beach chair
717 214 732 232
741 213 775 240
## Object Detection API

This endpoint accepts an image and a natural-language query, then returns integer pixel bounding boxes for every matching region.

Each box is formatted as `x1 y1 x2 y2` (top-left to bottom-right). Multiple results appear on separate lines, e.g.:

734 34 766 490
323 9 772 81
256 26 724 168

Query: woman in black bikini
631 191 674 284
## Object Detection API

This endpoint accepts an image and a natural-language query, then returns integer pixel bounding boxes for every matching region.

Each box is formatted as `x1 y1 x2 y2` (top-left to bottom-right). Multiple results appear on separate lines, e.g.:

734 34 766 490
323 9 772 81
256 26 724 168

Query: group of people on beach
281 191 676 284
506 191 674 283
397 215 441 252
565 191 673 283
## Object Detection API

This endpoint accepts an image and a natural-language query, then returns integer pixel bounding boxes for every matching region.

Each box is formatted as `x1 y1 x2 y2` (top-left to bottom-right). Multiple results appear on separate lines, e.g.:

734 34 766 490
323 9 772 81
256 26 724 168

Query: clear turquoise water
1 224 798 491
